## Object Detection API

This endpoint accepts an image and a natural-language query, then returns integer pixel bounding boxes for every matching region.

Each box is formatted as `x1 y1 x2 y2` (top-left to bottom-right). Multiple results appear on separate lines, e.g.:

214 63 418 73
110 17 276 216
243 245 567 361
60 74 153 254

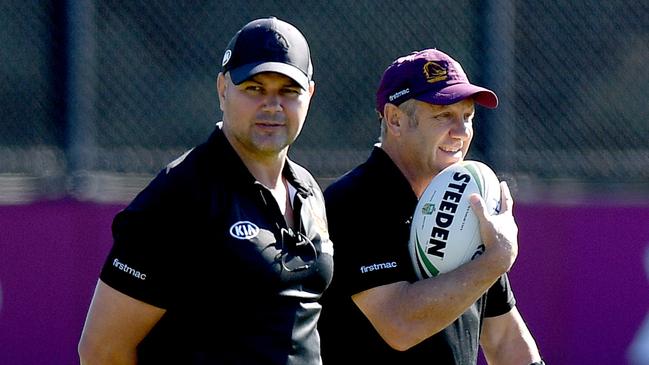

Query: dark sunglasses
279 227 318 272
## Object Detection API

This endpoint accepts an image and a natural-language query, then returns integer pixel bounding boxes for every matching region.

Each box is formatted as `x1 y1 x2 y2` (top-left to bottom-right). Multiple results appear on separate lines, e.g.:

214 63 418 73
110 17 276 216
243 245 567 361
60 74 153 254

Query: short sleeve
325 185 416 296
484 273 516 317
100 208 175 308
99 170 185 309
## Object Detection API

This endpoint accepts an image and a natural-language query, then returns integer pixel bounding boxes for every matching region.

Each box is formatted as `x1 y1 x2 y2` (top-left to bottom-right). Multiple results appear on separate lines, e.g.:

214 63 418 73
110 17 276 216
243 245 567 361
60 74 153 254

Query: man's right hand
469 181 519 274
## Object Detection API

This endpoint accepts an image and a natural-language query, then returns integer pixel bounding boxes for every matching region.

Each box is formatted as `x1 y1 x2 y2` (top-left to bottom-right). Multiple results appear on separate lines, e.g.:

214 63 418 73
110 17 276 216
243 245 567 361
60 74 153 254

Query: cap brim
228 62 311 90
415 83 498 109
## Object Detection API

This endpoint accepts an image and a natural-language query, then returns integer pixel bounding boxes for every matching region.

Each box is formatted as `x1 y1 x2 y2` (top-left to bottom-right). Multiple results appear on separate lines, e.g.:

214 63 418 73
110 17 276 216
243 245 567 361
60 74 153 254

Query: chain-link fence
1 0 648 203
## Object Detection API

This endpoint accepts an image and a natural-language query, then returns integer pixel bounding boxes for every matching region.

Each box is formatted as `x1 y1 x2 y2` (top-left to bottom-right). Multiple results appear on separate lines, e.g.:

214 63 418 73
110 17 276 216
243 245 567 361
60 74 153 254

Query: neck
241 152 287 188
223 131 288 188
380 143 432 199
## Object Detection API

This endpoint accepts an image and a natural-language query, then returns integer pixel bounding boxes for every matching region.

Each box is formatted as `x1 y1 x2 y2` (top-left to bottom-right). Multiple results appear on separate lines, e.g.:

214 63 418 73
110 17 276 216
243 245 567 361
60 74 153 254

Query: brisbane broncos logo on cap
423 61 448 84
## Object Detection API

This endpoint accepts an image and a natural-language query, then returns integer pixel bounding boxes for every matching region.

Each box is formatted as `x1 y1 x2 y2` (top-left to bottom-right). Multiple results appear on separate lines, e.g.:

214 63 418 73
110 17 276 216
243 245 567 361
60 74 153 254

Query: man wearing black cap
79 17 333 365
319 49 543 364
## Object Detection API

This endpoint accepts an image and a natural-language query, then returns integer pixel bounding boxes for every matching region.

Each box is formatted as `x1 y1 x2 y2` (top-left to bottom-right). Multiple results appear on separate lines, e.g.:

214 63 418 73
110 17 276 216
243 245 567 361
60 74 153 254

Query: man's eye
282 88 301 96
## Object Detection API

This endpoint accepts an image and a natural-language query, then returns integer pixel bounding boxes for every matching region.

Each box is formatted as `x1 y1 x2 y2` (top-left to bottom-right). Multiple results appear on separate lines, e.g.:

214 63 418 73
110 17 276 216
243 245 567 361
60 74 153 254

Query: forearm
481 308 542 365
354 249 509 350
398 250 510 340
78 345 138 365
483 341 541 365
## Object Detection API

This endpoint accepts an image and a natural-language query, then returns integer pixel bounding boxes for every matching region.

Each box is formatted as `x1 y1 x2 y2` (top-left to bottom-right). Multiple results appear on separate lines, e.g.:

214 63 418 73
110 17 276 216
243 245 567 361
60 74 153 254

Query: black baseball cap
221 17 313 90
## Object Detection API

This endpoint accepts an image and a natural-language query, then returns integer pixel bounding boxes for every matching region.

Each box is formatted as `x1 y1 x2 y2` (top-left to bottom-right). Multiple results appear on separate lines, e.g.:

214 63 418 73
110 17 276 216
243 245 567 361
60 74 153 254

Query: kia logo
229 221 260 240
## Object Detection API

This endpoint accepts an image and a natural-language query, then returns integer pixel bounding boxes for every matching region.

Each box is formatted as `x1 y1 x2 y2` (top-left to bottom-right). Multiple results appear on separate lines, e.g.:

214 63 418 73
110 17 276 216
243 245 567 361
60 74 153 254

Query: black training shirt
100 126 334 365
319 147 514 365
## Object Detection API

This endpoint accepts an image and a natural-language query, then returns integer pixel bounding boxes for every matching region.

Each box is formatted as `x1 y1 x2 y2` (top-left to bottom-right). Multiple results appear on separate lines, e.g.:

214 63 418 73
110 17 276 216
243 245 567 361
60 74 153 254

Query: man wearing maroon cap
319 49 543 364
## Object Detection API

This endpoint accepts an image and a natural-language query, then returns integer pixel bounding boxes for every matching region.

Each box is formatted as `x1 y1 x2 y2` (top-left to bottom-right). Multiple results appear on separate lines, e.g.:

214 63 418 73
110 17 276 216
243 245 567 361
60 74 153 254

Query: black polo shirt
100 125 334 365
319 146 514 365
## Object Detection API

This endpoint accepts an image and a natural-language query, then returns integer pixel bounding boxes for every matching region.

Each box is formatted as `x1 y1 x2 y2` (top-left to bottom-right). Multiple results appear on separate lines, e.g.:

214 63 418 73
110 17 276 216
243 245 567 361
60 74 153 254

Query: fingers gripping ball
408 161 501 279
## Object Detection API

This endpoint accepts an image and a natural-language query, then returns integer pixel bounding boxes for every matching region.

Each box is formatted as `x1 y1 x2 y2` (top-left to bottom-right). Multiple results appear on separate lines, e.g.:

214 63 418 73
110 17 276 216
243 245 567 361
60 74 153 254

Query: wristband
529 361 545 365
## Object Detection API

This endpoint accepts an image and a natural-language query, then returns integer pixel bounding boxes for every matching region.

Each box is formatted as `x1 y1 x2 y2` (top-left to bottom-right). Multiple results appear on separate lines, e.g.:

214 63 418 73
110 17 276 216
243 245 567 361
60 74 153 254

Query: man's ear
383 103 403 136
308 80 315 97
216 72 226 111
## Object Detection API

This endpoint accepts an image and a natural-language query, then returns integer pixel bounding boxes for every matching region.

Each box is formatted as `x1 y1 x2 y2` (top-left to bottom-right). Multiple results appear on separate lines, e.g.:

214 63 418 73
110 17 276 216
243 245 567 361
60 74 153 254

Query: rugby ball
409 160 501 279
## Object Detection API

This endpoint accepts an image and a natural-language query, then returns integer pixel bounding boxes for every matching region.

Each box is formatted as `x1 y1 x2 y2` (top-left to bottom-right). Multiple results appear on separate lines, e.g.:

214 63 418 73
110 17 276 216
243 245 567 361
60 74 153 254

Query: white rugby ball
409 160 501 279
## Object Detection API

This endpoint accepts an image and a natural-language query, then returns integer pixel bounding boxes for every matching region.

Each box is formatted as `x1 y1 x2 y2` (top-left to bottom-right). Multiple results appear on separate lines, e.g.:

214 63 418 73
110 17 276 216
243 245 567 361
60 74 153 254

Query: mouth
255 120 286 130
439 145 462 154
255 115 287 128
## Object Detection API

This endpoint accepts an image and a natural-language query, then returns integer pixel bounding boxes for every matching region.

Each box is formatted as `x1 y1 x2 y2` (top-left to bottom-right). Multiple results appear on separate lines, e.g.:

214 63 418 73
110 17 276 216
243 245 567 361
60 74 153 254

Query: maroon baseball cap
221 17 313 90
376 49 498 116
